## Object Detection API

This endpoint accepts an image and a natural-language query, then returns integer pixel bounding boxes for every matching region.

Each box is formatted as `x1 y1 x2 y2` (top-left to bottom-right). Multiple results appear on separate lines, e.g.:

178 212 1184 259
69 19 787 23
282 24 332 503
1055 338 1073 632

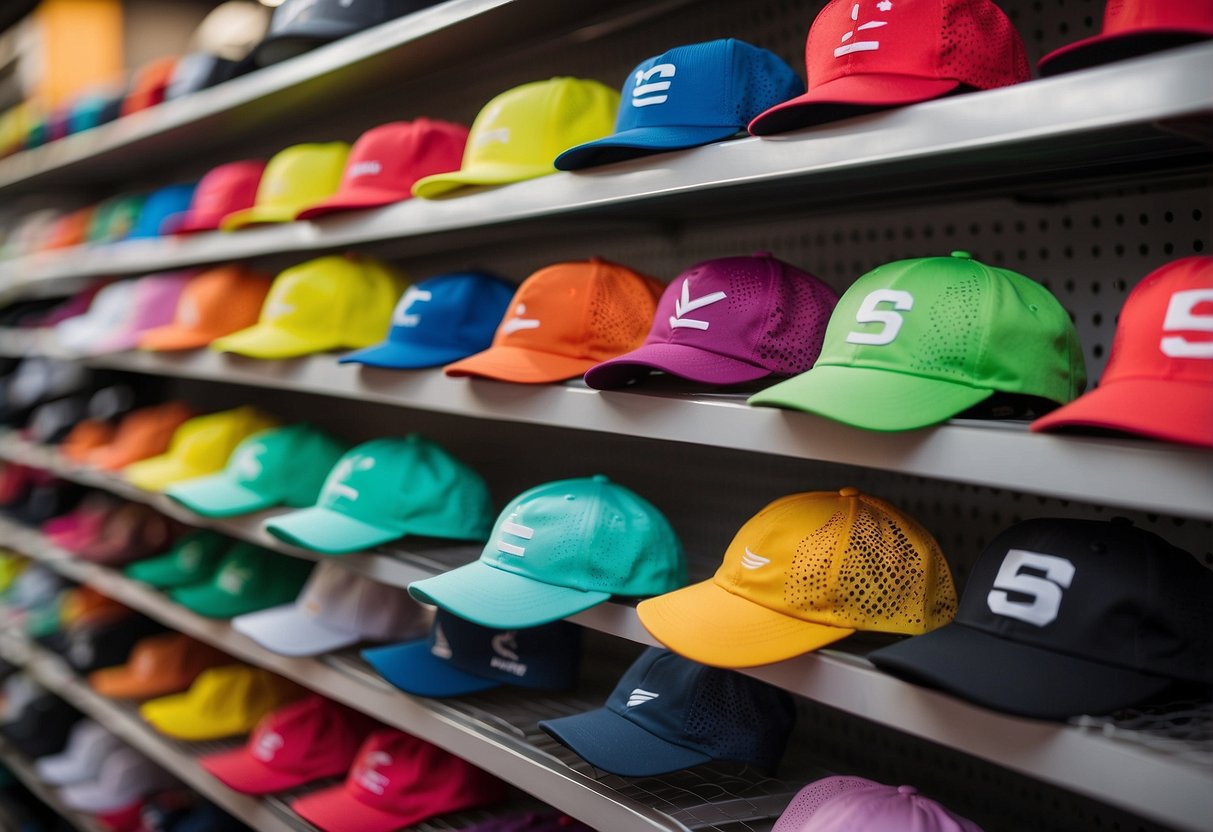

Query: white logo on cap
500 303 540 336
180 297 202 327
234 445 266 480
393 287 433 328
489 631 528 677
217 564 253 595
348 161 382 179
496 517 534 557
252 730 284 762
266 300 296 320
987 549 1075 628
431 623 453 659
669 278 727 331
835 2 892 58
355 751 393 795
1161 289 1213 358
741 547 770 570
69 639 93 668
178 542 203 569
474 126 511 149
627 688 659 707
846 289 913 345
632 64 676 107
327 455 375 502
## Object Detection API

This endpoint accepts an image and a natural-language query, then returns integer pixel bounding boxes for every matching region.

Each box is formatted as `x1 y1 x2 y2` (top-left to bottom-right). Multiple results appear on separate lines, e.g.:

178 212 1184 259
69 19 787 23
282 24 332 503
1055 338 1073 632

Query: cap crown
165 407 279 471
186 161 265 227
269 0 420 34
247 695 372 776
1101 0 1213 35
124 632 228 684
58 280 136 343
50 721 121 777
255 143 348 210
125 272 193 332
176 666 298 724
341 119 468 195
427 610 581 689
170 266 273 334
297 561 431 641
92 401 193 468
222 424 349 508
210 542 311 603
773 775 983 832
130 184 195 238
386 272 515 352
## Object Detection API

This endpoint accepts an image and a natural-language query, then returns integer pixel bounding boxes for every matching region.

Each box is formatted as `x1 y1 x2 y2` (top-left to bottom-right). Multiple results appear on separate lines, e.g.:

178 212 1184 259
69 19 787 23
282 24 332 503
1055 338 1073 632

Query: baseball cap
297 119 469 219
408 475 686 628
192 0 272 62
772 776 984 832
64 614 167 674
34 720 123 787
264 435 494 553
556 39 803 170
252 0 442 67
0 674 43 724
869 517 1213 719
748 0 1029 135
540 646 796 776
209 255 407 359
3 566 67 613
58 747 178 813
127 184 197 239
339 272 516 369
122 57 178 117
200 695 377 794
637 488 957 668
54 280 139 355
219 143 349 230
444 258 663 383
362 609 581 697
122 406 279 492
1038 0 1213 76
166 52 241 100
87 195 145 244
411 78 619 199
0 694 83 758
42 494 116 552
88 632 232 700
74 503 180 566
138 266 275 351
290 729 507 832
60 420 115 462
87 401 195 471
59 586 128 630
585 252 839 388
1032 256 1213 447
169 542 313 619
748 251 1086 430
40 207 94 251
90 272 195 354
140 665 302 740
165 161 266 234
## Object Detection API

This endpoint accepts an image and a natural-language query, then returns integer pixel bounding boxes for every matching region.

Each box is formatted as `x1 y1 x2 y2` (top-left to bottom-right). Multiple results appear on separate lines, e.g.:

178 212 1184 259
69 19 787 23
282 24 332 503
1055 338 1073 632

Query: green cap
408 475 687 628
86 194 146 244
169 543 312 619
264 435 494 555
749 251 1087 431
124 530 231 589
24 594 64 640
165 425 349 519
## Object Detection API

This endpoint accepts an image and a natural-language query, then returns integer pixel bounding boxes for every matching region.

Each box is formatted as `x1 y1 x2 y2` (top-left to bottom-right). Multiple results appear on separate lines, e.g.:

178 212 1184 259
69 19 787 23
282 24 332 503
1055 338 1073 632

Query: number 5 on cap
986 549 1075 627
846 289 913 345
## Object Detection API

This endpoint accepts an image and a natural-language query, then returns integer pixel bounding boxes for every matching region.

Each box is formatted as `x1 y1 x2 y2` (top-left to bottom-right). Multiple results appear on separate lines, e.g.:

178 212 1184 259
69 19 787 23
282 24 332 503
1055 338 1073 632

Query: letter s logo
846 289 914 346
1160 289 1213 358
986 549 1075 627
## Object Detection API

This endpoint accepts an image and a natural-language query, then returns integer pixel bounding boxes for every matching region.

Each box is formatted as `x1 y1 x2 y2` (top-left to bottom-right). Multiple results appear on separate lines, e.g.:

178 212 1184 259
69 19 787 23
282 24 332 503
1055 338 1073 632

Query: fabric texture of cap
772 775 984 832
87 401 194 471
1032 256 1213 447
34 720 123 787
556 39 803 170
210 254 407 359
339 272 516 369
90 272 195 354
127 184 197 239
122 406 279 492
297 119 469 218
1038 0 1213 75
166 161 266 234
89 632 231 700
540 646 796 776
253 0 442 67
869 517 1213 719
64 615 167 675
232 560 432 656
748 0 1029 135
585 252 839 388
54 280 140 356
73 502 179 566
58 747 178 813
200 695 376 794
362 609 581 697
409 475 686 628
748 251 1087 430
290 729 507 832
220 143 349 230
445 258 663 383
264 434 494 553
138 265 274 351
412 77 619 198
166 423 349 517
140 665 301 740
169 542 313 619
0 694 83 758
638 488 957 668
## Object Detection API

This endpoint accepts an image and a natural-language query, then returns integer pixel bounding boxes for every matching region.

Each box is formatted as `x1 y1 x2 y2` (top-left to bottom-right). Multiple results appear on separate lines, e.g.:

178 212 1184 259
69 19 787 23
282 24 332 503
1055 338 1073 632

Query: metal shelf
0 736 107 832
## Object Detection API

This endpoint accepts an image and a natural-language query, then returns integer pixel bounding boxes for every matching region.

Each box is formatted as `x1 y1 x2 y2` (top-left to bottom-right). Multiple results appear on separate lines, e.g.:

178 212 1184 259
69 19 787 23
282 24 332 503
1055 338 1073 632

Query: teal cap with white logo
169 543 312 619
124 530 232 589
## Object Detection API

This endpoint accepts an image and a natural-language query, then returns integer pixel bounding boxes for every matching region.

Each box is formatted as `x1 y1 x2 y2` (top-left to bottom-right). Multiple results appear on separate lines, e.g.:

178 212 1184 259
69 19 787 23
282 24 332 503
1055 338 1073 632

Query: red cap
291 729 507 832
200 695 376 795
1033 256 1213 447
1038 0 1213 76
75 503 181 566
748 0 1029 135
121 57 178 117
166 161 267 235
295 119 469 220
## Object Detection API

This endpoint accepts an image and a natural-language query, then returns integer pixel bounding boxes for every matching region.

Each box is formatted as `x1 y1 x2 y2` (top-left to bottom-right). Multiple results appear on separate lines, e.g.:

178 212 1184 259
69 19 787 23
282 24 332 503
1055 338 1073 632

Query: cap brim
444 344 599 384
123 455 214 492
219 204 300 231
1038 29 1212 76
263 506 403 555
747 364 993 431
539 706 712 776
1030 377 1213 448
59 781 142 813
411 162 554 200
339 340 480 370
200 746 325 795
867 623 1175 720
554 124 742 170
124 554 207 589
584 342 772 389
407 561 610 629
748 75 960 136
231 603 359 657
165 474 277 517
295 186 412 220
140 696 245 740
292 784 422 832
35 752 98 786
361 640 501 698
138 325 228 351
168 583 274 619
88 666 188 700
210 325 338 359
636 580 853 668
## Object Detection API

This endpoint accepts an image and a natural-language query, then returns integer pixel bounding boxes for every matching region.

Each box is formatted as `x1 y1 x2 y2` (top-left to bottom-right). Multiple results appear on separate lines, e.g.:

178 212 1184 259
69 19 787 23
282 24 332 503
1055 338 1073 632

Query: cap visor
555 124 742 170
411 162 554 200
748 75 960 136
88 666 188 699
138 325 228 351
169 583 276 619
292 784 422 832
407 561 609 628
747 364 993 431
219 204 300 231
295 186 411 220
584 342 771 389
123 456 212 492
445 344 599 384
339 340 480 370
231 604 359 657
211 324 338 359
166 474 277 518
539 707 712 776
1030 377 1213 448
140 696 243 740
59 781 140 814
636 580 853 668
200 746 322 795
1038 29 1212 76
124 554 205 589
361 640 500 698
264 506 402 554
868 623 1175 720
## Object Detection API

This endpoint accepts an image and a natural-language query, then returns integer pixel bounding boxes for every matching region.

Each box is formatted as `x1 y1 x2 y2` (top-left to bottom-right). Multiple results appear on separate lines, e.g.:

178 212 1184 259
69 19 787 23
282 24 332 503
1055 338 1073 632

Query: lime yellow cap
123 406 279 492
220 142 348 230
139 665 301 740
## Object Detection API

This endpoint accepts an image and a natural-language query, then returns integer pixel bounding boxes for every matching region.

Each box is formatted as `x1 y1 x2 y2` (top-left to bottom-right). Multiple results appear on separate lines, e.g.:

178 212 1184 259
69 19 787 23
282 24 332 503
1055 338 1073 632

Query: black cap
64 614 167 674
869 518 1213 720
252 0 441 67
2 480 85 526
26 396 89 444
0 694 84 758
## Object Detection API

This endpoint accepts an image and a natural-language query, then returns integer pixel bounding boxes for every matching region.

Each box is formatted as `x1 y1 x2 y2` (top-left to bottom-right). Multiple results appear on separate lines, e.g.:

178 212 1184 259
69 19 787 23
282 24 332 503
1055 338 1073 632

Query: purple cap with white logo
773 775 983 832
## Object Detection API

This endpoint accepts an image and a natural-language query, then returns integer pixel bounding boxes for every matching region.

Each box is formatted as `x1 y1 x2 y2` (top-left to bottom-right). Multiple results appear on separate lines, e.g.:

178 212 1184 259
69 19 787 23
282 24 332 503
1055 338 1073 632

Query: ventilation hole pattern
587 264 663 357
939 1 1031 90
681 666 791 768
758 268 835 374
912 277 981 381
772 776 879 831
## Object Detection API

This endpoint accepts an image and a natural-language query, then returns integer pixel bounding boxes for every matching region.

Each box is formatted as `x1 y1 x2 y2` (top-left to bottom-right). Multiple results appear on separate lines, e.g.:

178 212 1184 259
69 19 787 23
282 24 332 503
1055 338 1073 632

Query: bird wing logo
741 547 770 570
632 63 676 107
626 688 660 707
669 278 727 330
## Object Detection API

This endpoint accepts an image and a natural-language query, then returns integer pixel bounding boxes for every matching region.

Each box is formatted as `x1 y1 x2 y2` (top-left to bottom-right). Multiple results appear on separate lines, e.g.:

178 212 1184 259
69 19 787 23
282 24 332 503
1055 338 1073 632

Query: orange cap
88 632 231 700
444 258 662 383
61 586 130 629
60 420 116 463
139 265 274 351
39 207 94 252
121 57 178 116
87 402 195 472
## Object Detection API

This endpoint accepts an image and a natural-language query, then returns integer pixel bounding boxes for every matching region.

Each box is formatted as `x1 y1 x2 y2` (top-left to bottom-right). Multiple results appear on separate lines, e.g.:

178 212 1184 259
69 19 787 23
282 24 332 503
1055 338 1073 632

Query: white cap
231 561 432 657
4 566 65 611
191 1 271 61
54 280 138 357
35 720 124 786
58 746 177 813
1 674 43 724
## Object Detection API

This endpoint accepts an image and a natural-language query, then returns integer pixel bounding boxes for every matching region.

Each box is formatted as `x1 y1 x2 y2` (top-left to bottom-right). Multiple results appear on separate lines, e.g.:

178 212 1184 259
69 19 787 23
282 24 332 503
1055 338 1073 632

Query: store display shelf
0 736 107 832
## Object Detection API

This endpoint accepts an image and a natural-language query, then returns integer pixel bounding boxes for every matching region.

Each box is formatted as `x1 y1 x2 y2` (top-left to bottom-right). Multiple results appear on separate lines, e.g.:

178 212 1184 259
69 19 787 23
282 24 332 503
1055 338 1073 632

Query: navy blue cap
127 183 198 239
539 647 796 776
361 609 581 697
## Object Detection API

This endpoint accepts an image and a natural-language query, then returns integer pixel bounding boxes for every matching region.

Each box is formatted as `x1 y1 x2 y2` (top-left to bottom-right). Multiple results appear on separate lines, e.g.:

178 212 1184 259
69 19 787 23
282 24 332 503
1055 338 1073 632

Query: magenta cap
774 776 984 832
92 272 194 353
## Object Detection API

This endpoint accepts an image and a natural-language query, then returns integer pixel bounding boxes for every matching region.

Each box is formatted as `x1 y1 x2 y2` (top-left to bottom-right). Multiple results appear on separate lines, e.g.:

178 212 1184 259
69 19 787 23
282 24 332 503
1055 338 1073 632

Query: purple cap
584 252 837 389
773 776 983 832
92 272 194 353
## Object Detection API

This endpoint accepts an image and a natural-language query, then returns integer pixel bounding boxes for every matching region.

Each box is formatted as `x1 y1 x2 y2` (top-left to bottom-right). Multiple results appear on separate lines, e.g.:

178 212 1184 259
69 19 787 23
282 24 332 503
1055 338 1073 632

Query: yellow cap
122 406 278 492
0 553 27 593
220 142 349 230
637 488 958 668
139 665 301 740
209 254 407 359
412 77 619 199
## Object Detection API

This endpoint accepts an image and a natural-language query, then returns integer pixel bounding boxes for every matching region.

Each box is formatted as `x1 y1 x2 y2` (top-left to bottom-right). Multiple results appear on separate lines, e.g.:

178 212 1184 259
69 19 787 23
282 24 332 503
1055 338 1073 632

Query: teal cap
408 475 687 628
124 530 232 589
169 543 312 619
165 424 349 518
24 593 65 640
264 435 494 555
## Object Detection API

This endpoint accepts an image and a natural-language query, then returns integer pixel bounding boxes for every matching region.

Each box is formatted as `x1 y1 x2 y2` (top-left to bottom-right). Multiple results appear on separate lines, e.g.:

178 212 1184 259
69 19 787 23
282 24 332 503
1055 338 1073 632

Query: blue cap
68 96 116 135
361 609 581 697
339 272 515 369
555 39 803 171
127 183 198 239
538 647 796 776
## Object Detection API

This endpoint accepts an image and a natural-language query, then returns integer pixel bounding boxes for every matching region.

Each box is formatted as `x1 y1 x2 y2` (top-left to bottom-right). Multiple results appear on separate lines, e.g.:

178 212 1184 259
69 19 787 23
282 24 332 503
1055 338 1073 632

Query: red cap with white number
1033 256 1213 447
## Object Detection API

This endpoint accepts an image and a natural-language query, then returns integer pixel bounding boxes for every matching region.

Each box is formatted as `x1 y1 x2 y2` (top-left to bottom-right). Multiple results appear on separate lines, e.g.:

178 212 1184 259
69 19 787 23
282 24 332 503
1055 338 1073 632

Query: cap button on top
950 250 972 260
897 785 918 796
839 487 860 498
752 250 773 259
592 474 609 484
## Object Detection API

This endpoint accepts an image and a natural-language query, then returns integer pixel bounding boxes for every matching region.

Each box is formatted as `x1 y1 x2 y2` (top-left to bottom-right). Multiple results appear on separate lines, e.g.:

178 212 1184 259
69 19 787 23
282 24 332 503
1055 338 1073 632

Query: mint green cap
408 475 687 628
263 435 494 555
24 593 64 640
165 424 349 519
86 194 146 244
125 530 231 589
749 251 1086 431
169 542 312 619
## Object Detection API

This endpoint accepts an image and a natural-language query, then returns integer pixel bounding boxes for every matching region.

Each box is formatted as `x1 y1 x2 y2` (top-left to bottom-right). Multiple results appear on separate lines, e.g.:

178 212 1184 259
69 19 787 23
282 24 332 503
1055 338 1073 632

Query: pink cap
41 494 122 553
166 161 267 234
75 503 180 566
774 776 984 832
91 272 194 354
585 252 838 388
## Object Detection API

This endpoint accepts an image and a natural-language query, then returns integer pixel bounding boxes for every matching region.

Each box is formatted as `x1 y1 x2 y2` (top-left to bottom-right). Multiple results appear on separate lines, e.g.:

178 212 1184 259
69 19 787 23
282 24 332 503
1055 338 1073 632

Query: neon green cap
168 543 312 619
124 530 232 589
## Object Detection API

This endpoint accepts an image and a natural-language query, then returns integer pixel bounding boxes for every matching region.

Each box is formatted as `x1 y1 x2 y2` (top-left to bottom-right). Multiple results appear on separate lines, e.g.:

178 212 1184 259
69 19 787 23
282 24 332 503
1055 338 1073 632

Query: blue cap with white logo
338 272 515 369
555 39 803 171
361 609 581 697
539 646 796 776
128 183 198 239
